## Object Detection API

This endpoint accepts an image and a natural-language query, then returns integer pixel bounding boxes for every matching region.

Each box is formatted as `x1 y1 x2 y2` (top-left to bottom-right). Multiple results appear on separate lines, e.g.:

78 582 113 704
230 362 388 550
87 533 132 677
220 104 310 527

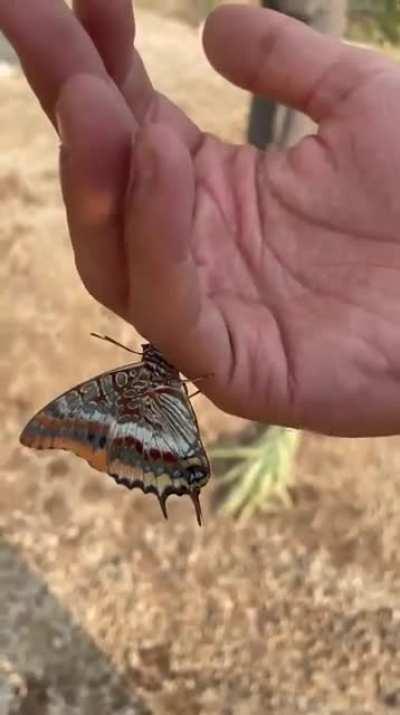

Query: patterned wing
20 358 210 524
19 363 141 473
107 382 210 524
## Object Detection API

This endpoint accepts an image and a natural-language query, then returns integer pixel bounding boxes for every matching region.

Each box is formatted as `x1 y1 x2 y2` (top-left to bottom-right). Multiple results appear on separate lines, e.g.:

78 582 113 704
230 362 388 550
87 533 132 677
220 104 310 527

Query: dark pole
247 0 347 150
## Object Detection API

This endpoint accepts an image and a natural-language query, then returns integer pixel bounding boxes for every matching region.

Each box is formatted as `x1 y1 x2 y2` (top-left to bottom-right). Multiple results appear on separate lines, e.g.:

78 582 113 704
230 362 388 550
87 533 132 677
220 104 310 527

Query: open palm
3 1 400 436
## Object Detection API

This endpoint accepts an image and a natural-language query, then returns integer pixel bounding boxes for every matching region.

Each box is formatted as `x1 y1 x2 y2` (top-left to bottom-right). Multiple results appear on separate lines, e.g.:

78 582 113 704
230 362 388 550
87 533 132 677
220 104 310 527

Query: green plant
349 0 400 44
211 426 300 519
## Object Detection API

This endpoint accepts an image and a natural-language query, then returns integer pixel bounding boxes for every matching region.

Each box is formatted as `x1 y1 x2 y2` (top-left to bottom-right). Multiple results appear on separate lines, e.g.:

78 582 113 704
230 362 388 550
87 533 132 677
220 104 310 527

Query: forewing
19 363 140 473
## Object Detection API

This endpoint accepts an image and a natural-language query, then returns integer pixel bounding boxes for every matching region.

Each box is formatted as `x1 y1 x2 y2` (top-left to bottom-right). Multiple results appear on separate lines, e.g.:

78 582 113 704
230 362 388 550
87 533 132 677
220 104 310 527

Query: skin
2 1 400 436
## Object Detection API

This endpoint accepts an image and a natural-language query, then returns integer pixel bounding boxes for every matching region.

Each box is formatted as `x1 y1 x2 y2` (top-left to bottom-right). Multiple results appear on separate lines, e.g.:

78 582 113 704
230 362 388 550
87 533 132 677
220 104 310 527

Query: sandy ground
2 7 400 715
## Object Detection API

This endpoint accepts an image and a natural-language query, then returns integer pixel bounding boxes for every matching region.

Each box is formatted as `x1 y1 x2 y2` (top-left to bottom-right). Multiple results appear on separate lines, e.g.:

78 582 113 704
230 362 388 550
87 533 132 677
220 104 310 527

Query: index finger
1 0 137 318
0 0 108 122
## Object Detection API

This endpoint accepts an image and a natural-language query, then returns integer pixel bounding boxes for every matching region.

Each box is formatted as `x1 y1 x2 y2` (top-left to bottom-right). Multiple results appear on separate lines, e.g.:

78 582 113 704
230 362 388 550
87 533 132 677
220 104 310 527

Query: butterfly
19 334 210 525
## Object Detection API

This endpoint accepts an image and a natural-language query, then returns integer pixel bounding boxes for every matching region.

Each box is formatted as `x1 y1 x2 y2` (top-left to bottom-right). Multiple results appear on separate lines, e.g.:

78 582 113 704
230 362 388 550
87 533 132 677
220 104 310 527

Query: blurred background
1 2 400 714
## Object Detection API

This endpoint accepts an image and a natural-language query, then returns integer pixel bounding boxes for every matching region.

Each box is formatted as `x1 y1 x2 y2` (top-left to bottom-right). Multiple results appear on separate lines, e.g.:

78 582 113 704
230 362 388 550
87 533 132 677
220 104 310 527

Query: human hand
2 1 400 436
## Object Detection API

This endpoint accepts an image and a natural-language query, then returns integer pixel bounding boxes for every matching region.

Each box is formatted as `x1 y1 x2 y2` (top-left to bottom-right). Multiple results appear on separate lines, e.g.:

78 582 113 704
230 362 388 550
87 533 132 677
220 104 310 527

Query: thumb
203 4 385 123
125 124 204 368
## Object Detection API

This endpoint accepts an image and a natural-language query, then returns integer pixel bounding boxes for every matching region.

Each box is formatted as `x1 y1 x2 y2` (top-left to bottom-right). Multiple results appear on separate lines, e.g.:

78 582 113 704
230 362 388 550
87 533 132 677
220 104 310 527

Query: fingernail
55 109 66 144
55 73 125 148
55 81 83 148
133 135 157 187
55 76 87 147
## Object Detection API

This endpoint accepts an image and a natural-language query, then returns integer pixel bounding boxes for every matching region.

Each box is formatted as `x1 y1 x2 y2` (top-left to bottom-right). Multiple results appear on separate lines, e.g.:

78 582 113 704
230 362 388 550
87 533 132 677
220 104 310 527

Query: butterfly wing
20 362 210 523
107 382 210 516
19 362 140 472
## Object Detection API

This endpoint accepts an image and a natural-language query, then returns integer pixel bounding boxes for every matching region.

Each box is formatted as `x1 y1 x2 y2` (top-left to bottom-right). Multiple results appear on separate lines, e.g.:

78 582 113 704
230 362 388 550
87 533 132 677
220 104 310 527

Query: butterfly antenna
158 494 169 521
190 490 203 527
180 372 214 386
90 332 142 356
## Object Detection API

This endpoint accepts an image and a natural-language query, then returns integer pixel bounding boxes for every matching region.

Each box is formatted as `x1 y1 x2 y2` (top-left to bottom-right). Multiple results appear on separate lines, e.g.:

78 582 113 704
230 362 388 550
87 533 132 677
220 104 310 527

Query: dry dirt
2 7 400 715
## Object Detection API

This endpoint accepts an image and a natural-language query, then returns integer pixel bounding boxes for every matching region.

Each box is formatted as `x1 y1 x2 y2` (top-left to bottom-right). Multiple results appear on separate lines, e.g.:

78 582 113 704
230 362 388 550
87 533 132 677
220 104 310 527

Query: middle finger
73 0 200 148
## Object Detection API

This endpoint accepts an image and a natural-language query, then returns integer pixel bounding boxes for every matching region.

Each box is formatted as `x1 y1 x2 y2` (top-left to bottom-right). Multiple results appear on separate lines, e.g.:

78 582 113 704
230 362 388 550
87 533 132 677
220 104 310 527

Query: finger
0 0 108 123
125 124 228 378
57 74 135 315
73 0 135 83
126 124 198 337
203 4 389 122
73 0 200 148
73 0 153 120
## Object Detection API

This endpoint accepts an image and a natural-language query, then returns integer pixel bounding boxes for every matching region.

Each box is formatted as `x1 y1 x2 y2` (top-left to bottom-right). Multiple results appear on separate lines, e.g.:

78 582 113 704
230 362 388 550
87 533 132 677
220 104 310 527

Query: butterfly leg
90 332 142 355
179 373 214 385
188 390 201 399
181 374 214 399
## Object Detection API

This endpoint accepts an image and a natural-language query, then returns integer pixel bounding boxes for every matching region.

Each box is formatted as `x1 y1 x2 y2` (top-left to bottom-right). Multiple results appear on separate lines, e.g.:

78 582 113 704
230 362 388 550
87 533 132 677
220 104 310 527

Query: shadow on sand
0 535 149 715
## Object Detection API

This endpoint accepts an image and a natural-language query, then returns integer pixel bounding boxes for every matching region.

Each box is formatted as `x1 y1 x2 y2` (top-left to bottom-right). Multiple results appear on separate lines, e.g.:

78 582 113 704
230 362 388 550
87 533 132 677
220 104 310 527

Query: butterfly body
20 343 210 524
